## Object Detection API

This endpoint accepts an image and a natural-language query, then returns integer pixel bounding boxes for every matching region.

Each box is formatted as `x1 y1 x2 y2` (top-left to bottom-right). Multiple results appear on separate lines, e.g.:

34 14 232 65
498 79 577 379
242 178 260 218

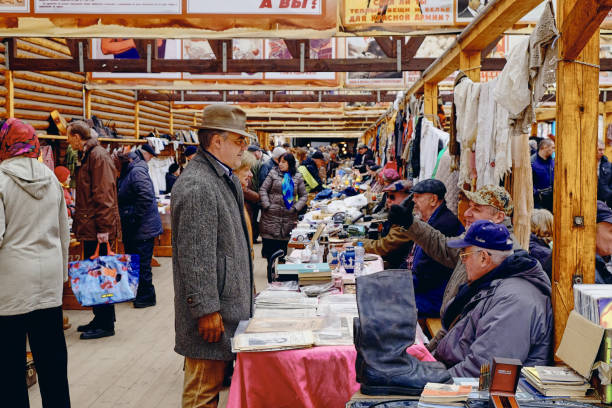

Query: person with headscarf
259 152 307 271
54 165 75 218
0 119 71 407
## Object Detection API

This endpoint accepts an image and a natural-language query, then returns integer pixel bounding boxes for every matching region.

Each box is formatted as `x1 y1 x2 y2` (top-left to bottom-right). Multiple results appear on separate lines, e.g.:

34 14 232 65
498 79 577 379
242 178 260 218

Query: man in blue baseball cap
433 220 553 377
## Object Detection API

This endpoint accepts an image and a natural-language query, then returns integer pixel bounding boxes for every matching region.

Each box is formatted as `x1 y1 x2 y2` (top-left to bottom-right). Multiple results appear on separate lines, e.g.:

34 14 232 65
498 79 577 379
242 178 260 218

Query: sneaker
80 328 115 340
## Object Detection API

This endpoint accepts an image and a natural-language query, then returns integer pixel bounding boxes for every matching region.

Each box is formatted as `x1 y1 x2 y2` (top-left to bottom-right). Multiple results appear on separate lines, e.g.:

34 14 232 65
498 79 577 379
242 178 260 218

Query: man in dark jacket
68 120 121 340
362 180 414 269
171 105 253 407
354 143 374 169
407 179 464 317
531 139 555 212
165 162 180 193
435 220 553 377
299 151 325 193
118 145 163 308
596 201 612 284
597 142 612 208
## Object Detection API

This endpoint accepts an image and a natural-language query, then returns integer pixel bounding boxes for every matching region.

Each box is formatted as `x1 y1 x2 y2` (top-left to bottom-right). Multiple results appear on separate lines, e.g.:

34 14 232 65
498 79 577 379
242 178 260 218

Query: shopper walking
0 119 71 407
117 145 163 308
171 104 253 408
531 139 555 212
68 120 121 340
235 150 260 249
260 153 307 271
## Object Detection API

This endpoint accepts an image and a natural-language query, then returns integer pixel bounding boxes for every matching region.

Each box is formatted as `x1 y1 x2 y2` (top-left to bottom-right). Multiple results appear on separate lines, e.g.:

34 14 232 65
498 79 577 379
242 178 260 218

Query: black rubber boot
354 269 451 395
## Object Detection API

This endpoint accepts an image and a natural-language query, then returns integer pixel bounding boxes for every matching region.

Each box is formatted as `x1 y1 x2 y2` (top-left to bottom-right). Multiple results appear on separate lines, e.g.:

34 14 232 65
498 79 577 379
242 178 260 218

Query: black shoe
133 298 156 308
80 328 115 340
77 321 97 333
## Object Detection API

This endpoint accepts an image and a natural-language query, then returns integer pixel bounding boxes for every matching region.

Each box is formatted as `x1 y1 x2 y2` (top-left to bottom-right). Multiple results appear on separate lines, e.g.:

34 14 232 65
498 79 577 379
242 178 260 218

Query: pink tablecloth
226 344 435 408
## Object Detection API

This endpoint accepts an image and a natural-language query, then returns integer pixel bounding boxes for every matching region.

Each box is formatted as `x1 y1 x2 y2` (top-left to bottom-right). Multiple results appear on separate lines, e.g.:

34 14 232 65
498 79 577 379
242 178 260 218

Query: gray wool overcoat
171 149 253 361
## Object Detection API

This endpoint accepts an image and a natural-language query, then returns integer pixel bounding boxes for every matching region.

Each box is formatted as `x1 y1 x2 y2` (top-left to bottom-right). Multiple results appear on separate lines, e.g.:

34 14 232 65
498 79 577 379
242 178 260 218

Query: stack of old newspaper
233 290 360 351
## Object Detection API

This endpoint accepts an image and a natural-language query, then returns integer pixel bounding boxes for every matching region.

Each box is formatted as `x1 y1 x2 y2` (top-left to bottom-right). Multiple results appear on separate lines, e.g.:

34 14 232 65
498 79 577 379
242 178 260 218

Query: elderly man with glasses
433 220 552 377
171 104 253 407
389 185 522 350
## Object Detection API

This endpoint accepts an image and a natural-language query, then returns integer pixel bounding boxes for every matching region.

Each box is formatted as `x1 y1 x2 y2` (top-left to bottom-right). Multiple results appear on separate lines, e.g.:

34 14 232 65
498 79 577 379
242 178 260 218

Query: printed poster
344 0 453 26
90 39 181 79
182 39 264 80
264 39 336 80
455 0 488 23
345 37 404 86
188 0 322 14
35 0 181 14
0 0 28 13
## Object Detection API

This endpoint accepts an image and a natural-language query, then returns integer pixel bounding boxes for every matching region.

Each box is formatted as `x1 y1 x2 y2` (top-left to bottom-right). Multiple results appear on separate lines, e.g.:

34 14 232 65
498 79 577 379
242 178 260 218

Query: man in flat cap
171 104 253 407
406 179 464 317
390 184 520 349
353 143 373 169
361 180 414 269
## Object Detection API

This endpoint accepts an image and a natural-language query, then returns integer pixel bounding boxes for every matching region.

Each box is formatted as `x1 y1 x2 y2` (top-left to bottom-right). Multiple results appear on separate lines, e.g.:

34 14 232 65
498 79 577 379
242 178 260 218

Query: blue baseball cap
447 219 513 251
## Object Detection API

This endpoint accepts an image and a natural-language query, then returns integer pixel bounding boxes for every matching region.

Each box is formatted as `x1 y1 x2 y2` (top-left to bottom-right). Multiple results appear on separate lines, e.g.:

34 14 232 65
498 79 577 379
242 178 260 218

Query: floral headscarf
0 118 40 161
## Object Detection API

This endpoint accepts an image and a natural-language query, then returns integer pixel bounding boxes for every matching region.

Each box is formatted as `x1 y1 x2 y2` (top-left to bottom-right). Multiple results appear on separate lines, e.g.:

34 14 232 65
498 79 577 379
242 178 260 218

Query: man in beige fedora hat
171 104 253 407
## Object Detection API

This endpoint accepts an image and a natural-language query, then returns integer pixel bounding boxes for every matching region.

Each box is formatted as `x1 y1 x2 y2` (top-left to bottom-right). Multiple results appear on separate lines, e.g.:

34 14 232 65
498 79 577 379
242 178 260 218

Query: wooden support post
169 109 174 134
5 70 14 118
460 51 481 82
193 112 197 127
85 89 92 119
424 82 438 120
552 0 600 351
134 101 140 139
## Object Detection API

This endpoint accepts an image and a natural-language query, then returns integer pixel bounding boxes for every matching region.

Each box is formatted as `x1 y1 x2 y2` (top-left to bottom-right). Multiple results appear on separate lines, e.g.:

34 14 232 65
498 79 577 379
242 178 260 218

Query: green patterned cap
463 185 513 216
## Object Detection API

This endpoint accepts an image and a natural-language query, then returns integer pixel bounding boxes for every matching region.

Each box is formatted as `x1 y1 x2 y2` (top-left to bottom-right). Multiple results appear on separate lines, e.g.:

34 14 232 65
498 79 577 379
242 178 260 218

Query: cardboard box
556 310 612 403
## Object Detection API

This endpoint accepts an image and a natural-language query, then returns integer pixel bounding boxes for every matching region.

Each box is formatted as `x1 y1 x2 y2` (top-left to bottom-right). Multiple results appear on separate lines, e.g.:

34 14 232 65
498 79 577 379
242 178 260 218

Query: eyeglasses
227 134 249 147
459 249 483 260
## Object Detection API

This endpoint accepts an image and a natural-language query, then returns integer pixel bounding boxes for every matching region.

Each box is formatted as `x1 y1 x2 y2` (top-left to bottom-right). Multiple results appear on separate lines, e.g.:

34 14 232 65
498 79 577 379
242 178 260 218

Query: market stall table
226 343 435 408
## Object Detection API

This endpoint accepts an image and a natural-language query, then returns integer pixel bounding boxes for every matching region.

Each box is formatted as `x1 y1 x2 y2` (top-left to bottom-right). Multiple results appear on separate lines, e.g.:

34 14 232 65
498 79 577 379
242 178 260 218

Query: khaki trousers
182 357 227 408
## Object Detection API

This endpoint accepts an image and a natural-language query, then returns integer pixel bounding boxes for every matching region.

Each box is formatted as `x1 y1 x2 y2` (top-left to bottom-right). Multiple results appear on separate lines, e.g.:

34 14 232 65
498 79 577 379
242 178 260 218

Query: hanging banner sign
188 0 322 14
35 0 181 14
343 0 453 26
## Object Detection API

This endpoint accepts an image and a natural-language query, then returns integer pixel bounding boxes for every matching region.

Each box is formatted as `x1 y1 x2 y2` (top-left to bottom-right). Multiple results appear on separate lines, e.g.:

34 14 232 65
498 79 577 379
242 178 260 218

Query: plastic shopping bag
68 242 140 306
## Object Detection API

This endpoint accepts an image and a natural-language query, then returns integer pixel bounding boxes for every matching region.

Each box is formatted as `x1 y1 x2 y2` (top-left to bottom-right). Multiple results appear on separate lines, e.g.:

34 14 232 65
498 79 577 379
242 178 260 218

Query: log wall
0 39 179 138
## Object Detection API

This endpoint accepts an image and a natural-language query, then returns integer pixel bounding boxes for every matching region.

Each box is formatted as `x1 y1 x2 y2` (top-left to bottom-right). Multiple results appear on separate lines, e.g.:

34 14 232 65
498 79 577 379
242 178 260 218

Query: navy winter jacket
117 151 163 241
528 233 552 279
411 203 464 317
301 157 323 186
598 156 612 207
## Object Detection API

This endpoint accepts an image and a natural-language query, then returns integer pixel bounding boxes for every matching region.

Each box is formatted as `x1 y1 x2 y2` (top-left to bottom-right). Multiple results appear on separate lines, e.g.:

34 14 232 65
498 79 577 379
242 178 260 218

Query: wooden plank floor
28 243 269 408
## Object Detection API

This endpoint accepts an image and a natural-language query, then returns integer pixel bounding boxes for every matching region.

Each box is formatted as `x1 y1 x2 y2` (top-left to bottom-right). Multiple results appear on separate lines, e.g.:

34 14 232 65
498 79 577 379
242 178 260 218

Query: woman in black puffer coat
259 153 307 269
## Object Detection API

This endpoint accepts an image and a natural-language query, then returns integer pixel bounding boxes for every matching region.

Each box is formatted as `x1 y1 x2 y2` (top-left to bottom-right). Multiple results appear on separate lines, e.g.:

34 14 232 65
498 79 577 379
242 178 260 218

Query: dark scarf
442 250 535 330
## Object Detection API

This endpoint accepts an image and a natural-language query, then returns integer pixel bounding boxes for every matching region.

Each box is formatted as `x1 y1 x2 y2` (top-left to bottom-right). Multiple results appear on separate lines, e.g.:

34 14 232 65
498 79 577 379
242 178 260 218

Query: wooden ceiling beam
560 0 612 60
139 91 396 103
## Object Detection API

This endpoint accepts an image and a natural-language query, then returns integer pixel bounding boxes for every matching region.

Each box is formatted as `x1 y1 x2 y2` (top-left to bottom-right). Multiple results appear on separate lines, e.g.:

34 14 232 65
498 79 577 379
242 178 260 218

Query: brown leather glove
197 311 225 343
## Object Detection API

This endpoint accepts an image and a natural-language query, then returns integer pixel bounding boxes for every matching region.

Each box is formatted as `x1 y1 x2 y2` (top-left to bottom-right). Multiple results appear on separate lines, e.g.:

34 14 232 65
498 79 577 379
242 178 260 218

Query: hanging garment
476 80 497 188
147 156 173 194
410 117 423 179
435 149 460 216
530 1 558 110
454 77 481 189
419 118 449 181
40 145 55 171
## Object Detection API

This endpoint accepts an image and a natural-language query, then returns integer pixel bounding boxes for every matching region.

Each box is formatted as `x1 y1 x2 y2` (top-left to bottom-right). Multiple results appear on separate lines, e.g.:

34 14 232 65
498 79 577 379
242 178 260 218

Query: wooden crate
154 212 172 257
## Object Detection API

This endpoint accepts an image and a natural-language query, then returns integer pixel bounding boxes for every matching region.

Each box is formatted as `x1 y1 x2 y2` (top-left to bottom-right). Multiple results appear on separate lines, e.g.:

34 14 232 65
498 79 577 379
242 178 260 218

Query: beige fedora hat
200 104 251 139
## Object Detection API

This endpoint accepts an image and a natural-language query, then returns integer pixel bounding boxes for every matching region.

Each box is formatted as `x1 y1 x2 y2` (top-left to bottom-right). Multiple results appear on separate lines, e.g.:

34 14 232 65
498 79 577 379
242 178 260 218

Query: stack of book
521 366 590 397
418 383 472 407
277 263 332 286
573 284 612 326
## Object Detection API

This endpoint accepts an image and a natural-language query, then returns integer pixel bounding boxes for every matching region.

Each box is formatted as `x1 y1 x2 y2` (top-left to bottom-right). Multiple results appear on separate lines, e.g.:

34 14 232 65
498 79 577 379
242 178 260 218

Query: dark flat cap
412 179 446 199
247 145 261 152
312 151 325 160
184 145 197 157
141 144 158 157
